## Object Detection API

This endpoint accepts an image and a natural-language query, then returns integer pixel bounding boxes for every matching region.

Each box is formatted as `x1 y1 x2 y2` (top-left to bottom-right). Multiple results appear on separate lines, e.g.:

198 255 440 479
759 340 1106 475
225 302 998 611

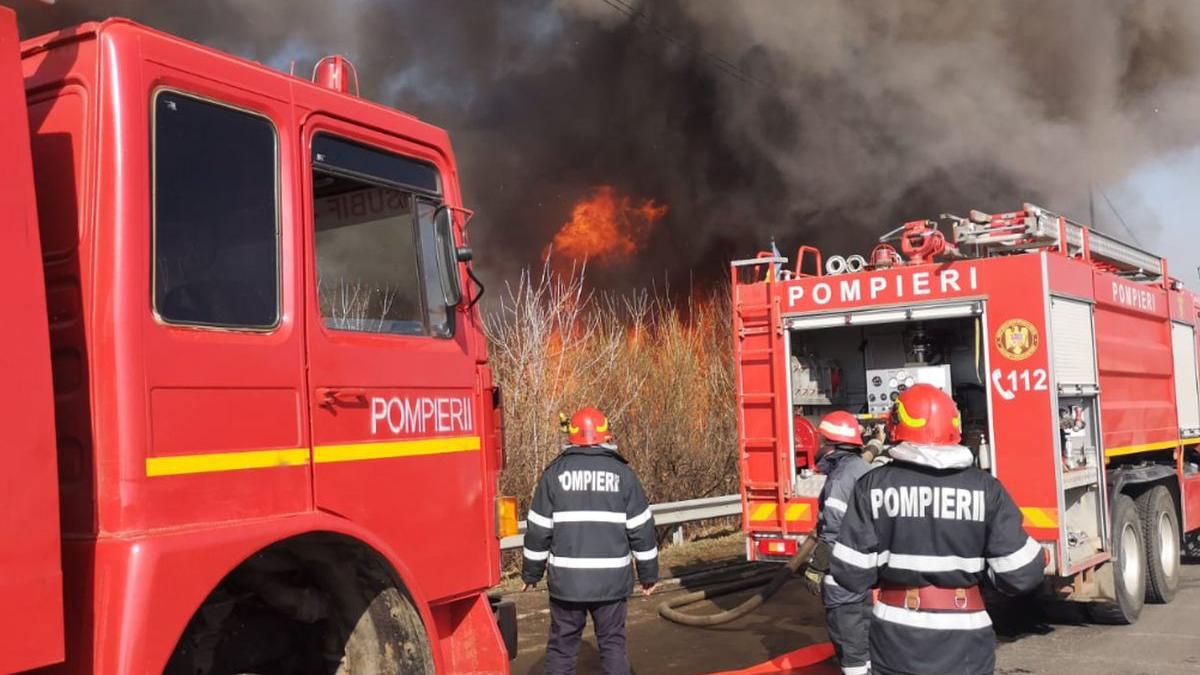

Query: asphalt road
992 567 1200 675
503 537 1200 674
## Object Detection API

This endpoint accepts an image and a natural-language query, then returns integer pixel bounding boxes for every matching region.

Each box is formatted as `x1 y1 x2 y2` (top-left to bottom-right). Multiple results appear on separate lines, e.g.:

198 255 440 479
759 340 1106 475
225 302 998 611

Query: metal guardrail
500 494 740 550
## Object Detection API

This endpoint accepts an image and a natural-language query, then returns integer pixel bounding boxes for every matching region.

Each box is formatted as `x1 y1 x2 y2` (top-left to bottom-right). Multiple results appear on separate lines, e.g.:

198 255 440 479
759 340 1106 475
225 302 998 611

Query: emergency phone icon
991 369 1016 401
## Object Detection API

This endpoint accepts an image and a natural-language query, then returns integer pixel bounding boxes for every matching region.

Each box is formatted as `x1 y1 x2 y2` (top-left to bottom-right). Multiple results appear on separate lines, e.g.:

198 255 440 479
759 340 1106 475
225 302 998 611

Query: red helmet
891 384 961 445
818 411 863 447
567 407 611 445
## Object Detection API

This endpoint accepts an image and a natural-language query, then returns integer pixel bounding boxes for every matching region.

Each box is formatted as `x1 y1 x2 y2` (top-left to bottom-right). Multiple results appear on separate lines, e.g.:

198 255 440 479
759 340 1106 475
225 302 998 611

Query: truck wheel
1088 494 1145 625
1137 486 1180 604
165 536 435 675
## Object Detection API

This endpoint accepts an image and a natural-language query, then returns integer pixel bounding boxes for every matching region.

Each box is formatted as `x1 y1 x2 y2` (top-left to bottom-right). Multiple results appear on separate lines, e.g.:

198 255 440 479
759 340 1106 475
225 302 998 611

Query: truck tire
1137 486 1180 604
166 537 435 675
1088 494 1145 625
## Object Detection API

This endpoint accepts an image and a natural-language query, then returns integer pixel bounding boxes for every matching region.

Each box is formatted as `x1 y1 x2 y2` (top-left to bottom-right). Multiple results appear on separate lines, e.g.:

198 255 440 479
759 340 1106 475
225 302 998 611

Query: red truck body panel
0 7 65 672
1093 278 1176 452
15 17 507 673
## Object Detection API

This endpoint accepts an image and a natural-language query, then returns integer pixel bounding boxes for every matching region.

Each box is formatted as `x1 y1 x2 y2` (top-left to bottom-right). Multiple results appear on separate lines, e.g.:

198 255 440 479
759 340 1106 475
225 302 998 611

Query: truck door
0 7 65 671
137 51 308 529
301 117 492 600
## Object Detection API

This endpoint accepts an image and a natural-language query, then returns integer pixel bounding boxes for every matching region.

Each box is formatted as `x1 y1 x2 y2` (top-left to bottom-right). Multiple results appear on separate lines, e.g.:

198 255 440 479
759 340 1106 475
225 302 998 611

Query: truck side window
311 134 452 337
153 91 279 329
416 199 451 337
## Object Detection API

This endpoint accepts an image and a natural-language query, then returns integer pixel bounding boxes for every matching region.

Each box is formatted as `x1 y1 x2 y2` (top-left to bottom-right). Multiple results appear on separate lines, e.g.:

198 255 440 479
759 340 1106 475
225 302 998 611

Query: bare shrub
485 261 737 518
319 277 404 332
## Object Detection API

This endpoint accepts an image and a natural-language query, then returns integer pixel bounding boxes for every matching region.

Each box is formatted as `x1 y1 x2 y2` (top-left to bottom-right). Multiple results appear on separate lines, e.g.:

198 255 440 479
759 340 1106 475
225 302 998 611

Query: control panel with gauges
865 365 952 414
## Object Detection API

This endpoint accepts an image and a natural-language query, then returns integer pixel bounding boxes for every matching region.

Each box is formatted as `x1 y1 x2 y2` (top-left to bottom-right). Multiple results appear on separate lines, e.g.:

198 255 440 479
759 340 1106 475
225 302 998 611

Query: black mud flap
490 594 518 660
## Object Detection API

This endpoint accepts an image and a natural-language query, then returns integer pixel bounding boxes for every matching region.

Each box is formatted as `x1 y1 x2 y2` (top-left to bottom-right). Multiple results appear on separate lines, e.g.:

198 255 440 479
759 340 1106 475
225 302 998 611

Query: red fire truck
2 8 516 673
733 202 1200 624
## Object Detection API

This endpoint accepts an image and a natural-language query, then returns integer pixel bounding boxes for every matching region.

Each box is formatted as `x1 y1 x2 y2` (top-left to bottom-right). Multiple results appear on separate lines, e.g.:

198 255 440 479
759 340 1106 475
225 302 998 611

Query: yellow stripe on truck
145 435 482 477
749 503 812 522
145 448 311 477
785 503 811 521
314 435 480 463
750 504 777 521
1105 437 1200 459
1020 507 1058 529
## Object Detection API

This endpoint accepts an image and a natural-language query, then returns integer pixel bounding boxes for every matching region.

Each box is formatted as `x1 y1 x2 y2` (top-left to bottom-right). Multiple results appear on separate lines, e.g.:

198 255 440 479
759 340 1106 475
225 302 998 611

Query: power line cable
597 0 767 87
1096 187 1143 247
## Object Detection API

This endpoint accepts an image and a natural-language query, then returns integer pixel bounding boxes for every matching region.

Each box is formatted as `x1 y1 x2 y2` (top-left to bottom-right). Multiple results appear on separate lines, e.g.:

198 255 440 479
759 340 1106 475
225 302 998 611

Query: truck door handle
316 387 367 408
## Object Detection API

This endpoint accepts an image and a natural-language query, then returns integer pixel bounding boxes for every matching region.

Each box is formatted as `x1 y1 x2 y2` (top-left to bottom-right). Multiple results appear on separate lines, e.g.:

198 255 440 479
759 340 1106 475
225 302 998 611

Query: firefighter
521 407 659 675
802 411 884 675
829 384 1045 675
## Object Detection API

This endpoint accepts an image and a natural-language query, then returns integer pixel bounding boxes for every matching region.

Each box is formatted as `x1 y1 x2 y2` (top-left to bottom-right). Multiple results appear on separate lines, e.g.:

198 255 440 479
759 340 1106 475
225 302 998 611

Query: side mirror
433 205 464 307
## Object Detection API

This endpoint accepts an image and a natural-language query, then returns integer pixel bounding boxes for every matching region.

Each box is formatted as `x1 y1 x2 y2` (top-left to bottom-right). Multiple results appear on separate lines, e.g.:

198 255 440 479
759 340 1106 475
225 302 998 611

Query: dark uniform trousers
545 598 629 675
825 597 872 673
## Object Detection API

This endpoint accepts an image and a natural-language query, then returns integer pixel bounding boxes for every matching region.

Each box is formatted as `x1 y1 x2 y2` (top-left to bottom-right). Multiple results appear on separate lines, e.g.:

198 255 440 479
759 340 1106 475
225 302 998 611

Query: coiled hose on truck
657 536 818 626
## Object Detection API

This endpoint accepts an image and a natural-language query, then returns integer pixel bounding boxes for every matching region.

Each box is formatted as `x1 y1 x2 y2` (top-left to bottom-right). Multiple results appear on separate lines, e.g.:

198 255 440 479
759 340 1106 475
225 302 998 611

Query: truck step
742 438 778 446
739 348 775 357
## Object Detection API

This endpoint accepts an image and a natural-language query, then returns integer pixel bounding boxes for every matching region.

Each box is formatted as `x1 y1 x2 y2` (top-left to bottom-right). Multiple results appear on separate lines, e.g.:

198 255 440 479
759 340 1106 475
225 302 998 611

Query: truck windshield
311 134 451 337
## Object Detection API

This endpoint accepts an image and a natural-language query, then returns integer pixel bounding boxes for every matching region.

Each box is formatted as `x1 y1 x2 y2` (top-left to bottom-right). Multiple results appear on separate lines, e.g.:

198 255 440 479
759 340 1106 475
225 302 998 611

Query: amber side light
496 496 520 539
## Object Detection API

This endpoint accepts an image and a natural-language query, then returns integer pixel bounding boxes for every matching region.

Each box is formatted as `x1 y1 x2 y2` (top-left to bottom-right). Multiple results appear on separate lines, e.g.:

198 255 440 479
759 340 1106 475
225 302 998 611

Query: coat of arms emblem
995 319 1040 360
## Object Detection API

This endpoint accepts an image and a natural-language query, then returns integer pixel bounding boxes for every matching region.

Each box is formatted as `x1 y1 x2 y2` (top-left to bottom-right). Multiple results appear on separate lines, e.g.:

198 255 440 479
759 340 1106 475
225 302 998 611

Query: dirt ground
499 532 840 674
498 532 1200 675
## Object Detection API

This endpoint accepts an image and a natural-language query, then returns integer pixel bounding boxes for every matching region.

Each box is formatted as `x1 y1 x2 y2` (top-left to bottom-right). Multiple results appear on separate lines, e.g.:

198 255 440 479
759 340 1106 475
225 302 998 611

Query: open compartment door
0 6 65 671
1050 296 1107 571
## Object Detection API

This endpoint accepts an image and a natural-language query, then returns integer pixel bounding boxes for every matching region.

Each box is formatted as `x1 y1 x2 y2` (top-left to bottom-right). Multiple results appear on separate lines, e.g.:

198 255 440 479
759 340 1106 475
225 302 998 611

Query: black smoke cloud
14 0 1200 291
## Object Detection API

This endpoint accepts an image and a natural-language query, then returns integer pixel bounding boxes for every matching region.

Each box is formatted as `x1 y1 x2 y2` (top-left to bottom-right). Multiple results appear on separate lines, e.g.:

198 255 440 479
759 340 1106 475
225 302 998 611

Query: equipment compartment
785 309 993 489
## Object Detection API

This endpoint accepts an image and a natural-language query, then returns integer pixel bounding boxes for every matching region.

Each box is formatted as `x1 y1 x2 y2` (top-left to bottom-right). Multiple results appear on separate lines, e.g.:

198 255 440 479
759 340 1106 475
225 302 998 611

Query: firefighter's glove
802 541 832 596
802 566 825 596
863 437 887 463
810 540 832 572
870 424 887 443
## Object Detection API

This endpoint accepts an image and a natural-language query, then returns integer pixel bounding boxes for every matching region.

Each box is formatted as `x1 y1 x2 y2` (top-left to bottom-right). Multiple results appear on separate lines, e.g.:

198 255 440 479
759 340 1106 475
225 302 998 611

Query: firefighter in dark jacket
521 407 659 675
830 384 1045 675
802 411 885 675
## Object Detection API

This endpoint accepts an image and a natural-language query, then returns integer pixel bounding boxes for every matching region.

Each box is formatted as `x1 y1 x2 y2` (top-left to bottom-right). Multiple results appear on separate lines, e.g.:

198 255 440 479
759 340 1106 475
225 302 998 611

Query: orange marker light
496 496 520 538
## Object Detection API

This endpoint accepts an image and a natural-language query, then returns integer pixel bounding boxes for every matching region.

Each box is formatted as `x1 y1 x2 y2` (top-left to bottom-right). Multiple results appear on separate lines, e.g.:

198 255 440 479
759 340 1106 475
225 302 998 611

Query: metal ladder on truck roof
732 258 791 537
952 203 1167 281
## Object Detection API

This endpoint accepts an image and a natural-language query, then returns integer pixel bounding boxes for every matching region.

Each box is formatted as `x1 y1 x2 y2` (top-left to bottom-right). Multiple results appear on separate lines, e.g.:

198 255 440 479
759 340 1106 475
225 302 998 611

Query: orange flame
549 186 668 268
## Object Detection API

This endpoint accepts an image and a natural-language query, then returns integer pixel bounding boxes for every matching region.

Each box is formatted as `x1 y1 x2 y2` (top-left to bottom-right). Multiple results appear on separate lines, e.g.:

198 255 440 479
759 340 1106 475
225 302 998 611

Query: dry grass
485 262 738 518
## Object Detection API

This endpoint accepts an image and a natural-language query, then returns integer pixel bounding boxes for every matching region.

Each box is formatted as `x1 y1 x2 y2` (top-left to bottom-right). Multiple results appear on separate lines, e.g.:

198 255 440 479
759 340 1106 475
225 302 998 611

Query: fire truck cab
3 8 511 673
734 203 1200 624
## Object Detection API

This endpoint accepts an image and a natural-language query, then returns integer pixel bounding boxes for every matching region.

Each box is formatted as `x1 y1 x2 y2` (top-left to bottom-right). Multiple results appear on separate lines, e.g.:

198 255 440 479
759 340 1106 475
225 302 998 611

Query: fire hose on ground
657 536 818 626
658 441 889 627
